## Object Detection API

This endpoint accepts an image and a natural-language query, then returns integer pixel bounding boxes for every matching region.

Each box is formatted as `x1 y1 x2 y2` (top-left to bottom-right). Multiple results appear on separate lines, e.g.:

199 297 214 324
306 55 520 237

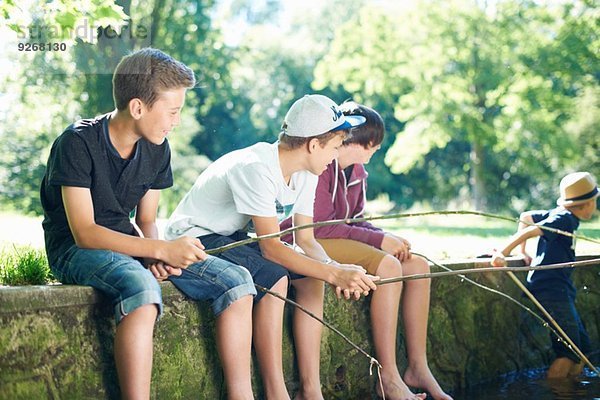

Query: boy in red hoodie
281 102 451 400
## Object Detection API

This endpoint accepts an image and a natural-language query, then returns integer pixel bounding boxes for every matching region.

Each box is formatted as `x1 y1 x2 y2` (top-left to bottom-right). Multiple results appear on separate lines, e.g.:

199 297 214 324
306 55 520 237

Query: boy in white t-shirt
166 94 378 399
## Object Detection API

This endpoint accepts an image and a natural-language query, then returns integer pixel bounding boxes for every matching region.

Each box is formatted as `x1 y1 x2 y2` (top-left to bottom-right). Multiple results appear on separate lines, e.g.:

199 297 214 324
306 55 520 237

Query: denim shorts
53 245 256 321
199 232 289 303
537 297 591 362
168 255 256 316
52 245 162 324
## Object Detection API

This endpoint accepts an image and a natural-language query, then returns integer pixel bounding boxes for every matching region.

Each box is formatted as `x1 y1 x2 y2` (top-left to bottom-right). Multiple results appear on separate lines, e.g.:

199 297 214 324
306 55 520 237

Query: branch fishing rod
204 210 600 256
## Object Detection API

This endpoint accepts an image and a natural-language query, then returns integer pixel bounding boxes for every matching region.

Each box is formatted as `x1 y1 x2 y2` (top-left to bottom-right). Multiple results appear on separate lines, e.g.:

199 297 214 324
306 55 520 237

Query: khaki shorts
317 238 387 275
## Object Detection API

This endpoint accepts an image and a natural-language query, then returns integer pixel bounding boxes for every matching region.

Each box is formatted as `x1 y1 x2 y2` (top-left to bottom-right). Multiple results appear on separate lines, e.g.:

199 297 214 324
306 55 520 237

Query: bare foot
547 357 576 379
403 365 453 400
568 361 584 377
375 376 427 400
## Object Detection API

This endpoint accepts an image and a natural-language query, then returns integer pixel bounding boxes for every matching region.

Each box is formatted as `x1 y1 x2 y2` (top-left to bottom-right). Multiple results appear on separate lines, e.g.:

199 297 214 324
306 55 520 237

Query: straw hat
556 172 599 206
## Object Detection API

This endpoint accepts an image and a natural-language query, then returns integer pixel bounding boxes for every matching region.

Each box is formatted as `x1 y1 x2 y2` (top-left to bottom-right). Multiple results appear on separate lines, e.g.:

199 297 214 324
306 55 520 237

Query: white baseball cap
282 94 366 137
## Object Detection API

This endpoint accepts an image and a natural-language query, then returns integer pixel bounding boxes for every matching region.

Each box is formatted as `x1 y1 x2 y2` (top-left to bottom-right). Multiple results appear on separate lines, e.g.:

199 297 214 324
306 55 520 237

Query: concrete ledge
1 256 598 399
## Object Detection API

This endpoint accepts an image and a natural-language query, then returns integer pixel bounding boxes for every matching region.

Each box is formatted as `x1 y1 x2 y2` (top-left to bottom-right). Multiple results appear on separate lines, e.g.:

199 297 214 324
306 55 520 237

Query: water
452 368 600 400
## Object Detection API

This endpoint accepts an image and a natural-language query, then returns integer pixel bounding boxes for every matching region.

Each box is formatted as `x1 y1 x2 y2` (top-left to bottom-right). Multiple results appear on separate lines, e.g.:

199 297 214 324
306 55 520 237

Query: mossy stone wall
1 257 598 399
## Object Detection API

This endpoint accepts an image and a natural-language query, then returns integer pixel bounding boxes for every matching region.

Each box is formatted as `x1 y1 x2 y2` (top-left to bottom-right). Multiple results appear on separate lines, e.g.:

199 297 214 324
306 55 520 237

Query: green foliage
203 0 371 159
1 0 598 218
566 86 600 176
314 0 599 212
0 246 53 286
1 0 128 44
159 106 208 215
0 0 130 215
160 152 212 217
0 72 82 215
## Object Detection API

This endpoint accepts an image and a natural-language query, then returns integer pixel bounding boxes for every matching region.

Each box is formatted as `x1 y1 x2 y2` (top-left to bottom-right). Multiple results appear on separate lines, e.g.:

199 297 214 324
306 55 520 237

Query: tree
0 0 227 215
1 0 127 41
196 0 369 159
0 0 129 214
314 0 599 212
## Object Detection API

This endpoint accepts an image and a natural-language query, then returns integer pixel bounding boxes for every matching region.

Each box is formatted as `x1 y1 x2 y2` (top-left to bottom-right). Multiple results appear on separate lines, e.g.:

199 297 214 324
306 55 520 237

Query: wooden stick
200 210 599 374
506 271 599 374
204 210 600 255
412 252 597 371
254 284 382 370
376 258 600 285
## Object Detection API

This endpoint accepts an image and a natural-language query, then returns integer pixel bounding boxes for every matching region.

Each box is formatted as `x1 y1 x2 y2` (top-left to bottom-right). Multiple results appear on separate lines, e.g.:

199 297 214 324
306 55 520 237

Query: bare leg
568 361 584 377
291 277 325 400
547 357 576 379
253 277 291 400
401 256 453 400
217 295 255 400
372 255 426 400
114 304 158 400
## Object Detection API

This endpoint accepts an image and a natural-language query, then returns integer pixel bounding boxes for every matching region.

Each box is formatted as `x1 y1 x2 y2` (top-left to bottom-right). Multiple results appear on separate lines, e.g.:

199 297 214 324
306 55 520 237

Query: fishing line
202 210 600 378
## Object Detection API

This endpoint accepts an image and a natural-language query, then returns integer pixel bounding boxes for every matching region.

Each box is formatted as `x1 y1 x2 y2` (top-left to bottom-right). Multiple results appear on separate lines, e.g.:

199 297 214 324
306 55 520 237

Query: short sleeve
292 173 318 217
150 142 173 189
533 210 571 242
228 162 278 217
47 131 93 188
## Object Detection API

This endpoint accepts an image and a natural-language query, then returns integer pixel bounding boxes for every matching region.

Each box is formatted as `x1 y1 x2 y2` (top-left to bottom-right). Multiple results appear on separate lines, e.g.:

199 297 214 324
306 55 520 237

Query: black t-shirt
40 114 173 266
528 207 579 301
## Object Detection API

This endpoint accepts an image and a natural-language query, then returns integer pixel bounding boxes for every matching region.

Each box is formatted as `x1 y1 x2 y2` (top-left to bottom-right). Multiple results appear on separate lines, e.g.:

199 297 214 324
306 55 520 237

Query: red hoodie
280 159 385 248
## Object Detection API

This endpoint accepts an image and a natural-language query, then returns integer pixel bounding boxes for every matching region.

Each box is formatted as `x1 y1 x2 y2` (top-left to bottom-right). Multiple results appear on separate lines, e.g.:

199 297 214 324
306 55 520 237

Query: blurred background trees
1 0 598 216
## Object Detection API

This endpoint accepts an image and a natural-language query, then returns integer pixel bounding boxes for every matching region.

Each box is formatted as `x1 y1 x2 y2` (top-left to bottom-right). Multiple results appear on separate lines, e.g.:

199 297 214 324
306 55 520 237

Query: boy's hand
490 251 507 267
334 274 380 300
159 237 207 268
381 234 412 262
146 260 182 281
519 251 533 266
331 265 379 300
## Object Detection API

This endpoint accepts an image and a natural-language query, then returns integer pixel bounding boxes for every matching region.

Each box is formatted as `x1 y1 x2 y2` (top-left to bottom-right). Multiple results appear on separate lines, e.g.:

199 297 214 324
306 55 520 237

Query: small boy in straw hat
491 171 598 378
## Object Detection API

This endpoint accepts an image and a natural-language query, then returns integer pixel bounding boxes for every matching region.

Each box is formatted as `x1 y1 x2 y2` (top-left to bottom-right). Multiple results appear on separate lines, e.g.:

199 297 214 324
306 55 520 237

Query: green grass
0 245 54 286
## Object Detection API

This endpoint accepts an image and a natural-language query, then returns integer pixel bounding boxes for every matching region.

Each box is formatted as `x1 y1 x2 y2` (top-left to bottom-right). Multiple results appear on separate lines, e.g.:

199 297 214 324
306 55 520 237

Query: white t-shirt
165 142 318 239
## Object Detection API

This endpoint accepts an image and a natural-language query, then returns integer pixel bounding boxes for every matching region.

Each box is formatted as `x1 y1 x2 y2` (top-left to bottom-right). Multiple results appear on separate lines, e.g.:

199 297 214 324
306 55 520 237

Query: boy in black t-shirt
40 48 256 399
492 172 598 378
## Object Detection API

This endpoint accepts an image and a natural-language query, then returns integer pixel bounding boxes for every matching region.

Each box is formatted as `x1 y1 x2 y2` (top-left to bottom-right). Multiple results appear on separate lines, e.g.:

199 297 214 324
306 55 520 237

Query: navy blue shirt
527 207 579 301
40 114 173 266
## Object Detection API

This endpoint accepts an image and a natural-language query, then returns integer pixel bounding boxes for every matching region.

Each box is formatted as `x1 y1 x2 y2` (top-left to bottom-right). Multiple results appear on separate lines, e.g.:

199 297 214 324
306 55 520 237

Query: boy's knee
229 265 257 292
116 287 163 325
377 255 402 277
271 275 290 294
115 267 163 324
411 255 430 273
277 274 291 285
127 303 160 319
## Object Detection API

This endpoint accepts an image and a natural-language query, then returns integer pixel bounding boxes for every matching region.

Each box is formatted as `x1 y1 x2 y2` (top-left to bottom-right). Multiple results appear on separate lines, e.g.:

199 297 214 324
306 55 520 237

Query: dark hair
278 130 348 150
112 48 196 111
339 101 384 148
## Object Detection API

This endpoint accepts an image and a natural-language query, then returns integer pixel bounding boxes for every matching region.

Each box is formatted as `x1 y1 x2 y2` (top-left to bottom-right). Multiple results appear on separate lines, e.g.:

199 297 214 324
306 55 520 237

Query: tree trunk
470 140 487 211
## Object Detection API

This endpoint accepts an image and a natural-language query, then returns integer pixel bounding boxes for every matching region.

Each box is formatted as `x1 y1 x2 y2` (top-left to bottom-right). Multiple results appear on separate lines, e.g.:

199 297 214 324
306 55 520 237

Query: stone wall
1 257 598 399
